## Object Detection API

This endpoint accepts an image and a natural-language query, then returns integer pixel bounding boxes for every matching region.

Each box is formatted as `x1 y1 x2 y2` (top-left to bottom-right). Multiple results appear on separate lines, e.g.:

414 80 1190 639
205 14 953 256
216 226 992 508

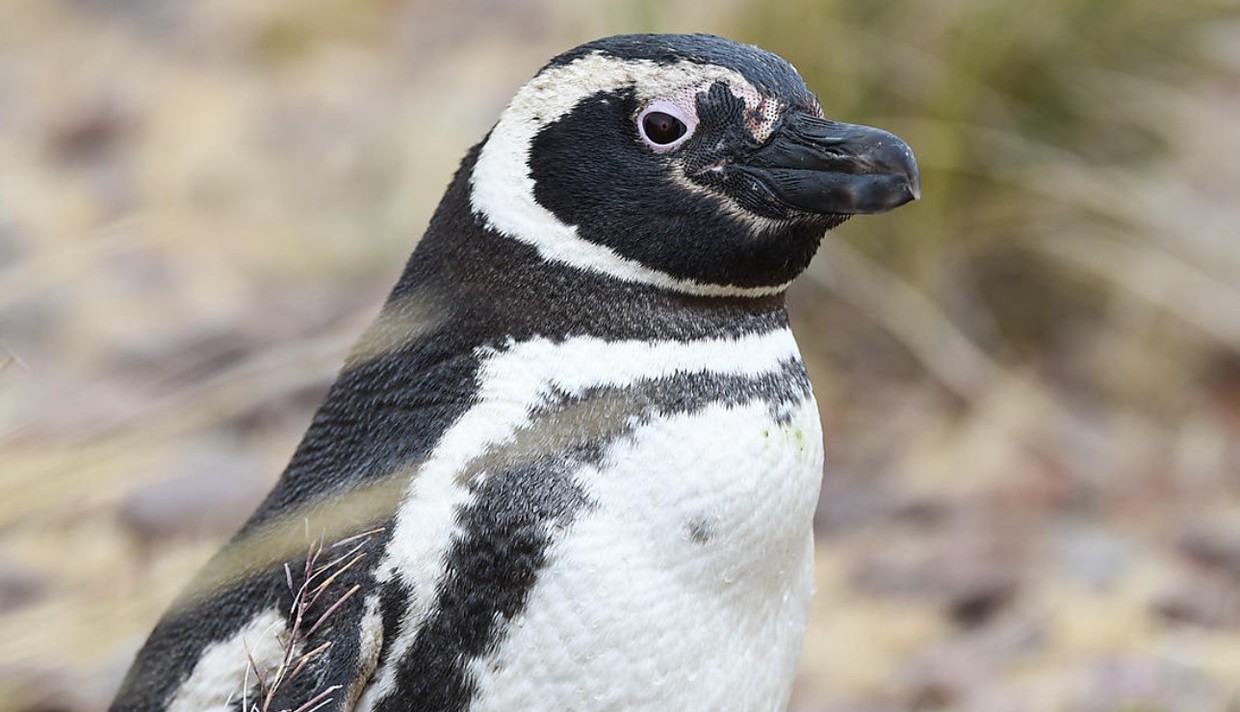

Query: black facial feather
529 88 829 288
682 82 842 226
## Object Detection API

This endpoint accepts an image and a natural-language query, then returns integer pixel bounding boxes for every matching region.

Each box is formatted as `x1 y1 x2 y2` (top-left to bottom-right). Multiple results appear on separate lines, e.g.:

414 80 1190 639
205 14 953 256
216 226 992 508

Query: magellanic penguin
111 33 919 712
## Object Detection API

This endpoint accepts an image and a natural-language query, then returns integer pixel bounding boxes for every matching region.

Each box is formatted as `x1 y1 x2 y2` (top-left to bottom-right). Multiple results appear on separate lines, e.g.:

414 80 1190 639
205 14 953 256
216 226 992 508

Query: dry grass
236 528 380 712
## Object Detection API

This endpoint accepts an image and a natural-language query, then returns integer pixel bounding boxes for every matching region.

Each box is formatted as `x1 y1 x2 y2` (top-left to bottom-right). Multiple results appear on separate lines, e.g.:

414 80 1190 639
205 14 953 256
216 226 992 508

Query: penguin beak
738 112 920 216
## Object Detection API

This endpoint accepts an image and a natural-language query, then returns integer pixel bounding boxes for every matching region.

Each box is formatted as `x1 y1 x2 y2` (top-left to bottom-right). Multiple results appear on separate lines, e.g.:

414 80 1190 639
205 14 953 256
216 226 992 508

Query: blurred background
2 0 1239 710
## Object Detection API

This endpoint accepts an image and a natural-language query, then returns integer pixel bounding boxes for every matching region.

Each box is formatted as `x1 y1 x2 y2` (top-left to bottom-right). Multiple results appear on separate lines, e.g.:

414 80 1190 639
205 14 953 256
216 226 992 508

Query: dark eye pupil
643 111 687 145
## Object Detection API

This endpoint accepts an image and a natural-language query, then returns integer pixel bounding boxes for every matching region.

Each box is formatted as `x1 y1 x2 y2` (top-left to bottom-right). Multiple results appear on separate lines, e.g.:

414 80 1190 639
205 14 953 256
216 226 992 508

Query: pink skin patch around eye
637 82 783 153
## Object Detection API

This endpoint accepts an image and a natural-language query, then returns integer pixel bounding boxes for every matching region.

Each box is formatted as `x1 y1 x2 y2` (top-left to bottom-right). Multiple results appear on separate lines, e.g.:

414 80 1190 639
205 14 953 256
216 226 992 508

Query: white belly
359 328 823 712
467 395 823 712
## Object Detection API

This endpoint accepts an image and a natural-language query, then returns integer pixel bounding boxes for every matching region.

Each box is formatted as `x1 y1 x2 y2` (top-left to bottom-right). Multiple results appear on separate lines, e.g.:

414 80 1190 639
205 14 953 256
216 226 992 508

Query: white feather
360 327 812 710
468 397 823 711
166 608 287 712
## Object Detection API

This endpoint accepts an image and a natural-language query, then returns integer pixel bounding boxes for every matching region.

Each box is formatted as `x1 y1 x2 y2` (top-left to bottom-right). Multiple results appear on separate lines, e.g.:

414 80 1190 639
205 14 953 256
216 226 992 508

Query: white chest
468 395 823 712
360 328 823 712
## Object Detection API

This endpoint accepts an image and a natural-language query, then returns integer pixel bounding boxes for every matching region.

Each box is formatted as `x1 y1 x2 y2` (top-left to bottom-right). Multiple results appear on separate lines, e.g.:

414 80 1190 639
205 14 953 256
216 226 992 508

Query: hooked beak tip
887 142 921 206
903 173 921 204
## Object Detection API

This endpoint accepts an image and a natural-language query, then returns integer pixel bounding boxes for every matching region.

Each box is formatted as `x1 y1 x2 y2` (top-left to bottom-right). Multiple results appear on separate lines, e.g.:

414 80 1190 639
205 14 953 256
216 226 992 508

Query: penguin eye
637 100 697 154
643 112 686 144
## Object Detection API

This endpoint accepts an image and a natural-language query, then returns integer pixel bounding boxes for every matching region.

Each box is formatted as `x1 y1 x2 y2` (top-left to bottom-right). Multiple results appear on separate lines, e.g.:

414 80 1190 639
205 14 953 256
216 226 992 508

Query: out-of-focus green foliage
738 0 1240 368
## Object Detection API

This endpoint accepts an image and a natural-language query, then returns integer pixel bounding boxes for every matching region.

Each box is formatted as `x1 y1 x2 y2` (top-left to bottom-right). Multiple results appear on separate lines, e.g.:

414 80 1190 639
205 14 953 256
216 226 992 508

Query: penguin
110 33 919 712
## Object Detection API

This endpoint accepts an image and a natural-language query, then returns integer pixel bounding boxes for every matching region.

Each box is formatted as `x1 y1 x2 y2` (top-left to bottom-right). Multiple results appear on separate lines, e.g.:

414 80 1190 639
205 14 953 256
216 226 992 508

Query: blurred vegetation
2 1 1239 711
744 0 1240 405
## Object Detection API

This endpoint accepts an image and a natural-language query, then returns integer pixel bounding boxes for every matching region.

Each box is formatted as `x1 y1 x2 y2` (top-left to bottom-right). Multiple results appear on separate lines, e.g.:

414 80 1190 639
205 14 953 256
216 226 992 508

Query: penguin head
469 34 919 298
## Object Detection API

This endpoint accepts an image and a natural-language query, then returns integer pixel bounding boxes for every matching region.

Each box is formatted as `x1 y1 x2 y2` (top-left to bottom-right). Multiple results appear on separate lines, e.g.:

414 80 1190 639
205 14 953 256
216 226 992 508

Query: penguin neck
387 147 793 346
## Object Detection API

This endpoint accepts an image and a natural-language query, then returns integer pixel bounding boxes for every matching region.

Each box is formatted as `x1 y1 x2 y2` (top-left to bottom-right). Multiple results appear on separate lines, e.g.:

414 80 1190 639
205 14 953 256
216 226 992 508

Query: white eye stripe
470 52 791 297
637 99 698 153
